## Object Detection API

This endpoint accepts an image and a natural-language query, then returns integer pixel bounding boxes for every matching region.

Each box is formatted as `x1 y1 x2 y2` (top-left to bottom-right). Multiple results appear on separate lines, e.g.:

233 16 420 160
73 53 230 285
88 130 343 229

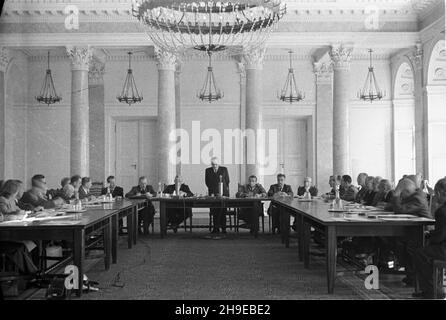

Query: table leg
409 225 426 293
111 214 118 264
252 203 259 239
279 206 285 244
326 226 337 294
283 208 290 248
73 229 85 297
160 201 167 238
303 220 311 269
133 206 138 245
104 219 112 270
127 210 133 249
297 214 304 262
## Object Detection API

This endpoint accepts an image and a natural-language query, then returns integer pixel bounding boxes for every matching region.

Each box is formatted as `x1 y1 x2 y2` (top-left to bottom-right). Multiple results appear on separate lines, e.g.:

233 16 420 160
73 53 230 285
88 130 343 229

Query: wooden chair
90 182 104 197
0 252 25 298
234 204 266 233
433 260 446 299
208 209 235 232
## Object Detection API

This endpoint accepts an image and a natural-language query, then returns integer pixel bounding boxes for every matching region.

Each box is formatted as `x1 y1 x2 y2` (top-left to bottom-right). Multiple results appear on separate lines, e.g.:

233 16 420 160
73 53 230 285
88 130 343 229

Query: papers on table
330 213 425 222
0 210 78 225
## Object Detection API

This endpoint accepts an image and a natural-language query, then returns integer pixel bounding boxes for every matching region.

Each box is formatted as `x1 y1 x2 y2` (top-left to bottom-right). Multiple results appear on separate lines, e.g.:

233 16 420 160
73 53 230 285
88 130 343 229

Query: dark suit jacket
391 190 430 218
78 186 92 200
205 166 230 196
297 186 318 197
267 184 294 198
21 188 55 209
163 184 193 197
125 185 156 198
430 203 446 245
101 186 124 198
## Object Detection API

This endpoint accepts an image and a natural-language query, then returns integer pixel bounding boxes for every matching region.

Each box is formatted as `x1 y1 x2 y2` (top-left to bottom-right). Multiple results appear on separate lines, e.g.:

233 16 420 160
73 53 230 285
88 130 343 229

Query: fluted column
243 48 265 182
175 63 182 177
314 61 333 193
67 46 92 177
0 48 10 180
156 49 177 185
88 58 106 182
330 45 353 176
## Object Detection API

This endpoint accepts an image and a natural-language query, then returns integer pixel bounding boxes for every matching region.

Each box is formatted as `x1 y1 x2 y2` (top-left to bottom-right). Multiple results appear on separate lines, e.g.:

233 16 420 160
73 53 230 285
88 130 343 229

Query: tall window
393 62 415 182
427 40 446 184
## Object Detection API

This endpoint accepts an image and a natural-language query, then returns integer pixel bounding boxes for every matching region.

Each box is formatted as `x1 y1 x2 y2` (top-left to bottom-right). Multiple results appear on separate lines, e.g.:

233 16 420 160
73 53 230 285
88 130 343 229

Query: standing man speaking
205 157 230 234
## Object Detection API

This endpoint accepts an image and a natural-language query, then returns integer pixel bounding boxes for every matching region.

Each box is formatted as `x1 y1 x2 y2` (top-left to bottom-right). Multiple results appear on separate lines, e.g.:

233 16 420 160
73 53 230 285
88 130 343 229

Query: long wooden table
273 198 435 294
0 199 146 297
156 197 266 238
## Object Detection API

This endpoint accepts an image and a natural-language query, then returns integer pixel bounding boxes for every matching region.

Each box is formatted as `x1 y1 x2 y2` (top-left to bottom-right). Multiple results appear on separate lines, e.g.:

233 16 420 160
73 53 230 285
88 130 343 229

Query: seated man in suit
47 177 70 199
125 176 156 234
371 179 394 208
355 173 369 203
387 178 430 286
13 180 42 212
78 177 96 201
413 178 446 299
236 175 267 230
267 174 294 234
163 175 194 232
101 175 124 198
205 157 230 234
391 178 430 218
21 175 64 209
297 177 318 198
340 175 358 202
61 175 82 202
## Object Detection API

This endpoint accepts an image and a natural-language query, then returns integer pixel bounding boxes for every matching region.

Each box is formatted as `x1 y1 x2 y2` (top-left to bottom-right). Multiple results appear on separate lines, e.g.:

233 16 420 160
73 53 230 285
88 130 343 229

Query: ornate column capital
88 58 105 86
0 47 12 72
329 45 353 70
314 61 333 84
408 42 423 71
243 47 266 70
155 48 177 71
66 46 93 71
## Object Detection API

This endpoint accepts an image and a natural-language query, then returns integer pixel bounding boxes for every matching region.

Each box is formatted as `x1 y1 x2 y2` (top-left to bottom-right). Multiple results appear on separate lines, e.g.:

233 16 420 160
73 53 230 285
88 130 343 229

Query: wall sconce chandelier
358 49 385 102
117 52 143 105
36 51 62 105
277 50 305 103
198 51 223 102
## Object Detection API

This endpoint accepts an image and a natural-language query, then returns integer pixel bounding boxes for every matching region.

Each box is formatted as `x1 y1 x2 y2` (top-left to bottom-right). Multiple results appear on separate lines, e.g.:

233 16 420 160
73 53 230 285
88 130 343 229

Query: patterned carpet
70 223 415 300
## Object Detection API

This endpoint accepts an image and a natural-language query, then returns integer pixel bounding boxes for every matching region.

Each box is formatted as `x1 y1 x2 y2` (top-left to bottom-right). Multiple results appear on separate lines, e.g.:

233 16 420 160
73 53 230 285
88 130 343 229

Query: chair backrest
90 182 104 197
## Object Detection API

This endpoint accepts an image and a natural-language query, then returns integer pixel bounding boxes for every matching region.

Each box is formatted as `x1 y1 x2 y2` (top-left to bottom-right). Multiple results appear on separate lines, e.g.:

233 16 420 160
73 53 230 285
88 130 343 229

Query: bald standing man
205 157 230 234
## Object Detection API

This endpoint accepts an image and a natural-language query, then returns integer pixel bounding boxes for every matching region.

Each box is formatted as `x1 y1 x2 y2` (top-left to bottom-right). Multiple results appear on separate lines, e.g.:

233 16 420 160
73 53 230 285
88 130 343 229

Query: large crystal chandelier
117 52 143 105
36 51 62 105
277 51 305 103
358 49 385 102
132 0 286 56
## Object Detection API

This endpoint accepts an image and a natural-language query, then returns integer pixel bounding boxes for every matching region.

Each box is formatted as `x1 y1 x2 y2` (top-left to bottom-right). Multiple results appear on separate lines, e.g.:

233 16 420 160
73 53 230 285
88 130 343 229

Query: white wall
6 51 395 192
348 59 393 182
